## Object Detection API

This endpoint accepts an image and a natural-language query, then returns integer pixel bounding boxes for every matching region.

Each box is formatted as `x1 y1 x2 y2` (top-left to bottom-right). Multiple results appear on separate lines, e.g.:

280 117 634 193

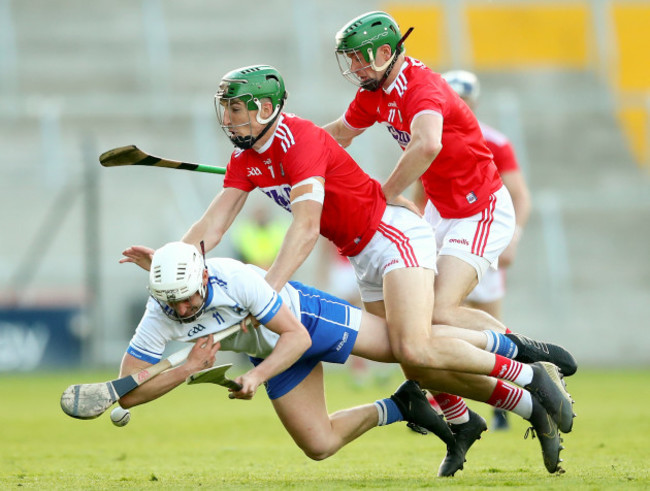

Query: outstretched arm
120 187 249 272
120 245 156 271
382 112 442 202
118 334 220 408
182 187 249 253
229 304 312 399
263 179 324 292
322 118 365 148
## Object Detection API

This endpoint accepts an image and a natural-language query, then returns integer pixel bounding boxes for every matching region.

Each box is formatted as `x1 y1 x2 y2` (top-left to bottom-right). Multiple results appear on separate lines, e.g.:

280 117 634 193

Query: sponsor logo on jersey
466 191 477 204
247 167 262 177
386 125 411 147
260 185 292 212
383 258 400 271
449 238 470 246
388 102 398 108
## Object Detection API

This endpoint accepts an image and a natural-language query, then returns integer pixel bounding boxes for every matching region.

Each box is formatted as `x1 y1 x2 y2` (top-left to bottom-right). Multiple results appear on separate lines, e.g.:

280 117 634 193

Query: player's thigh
382 267 435 347
351 310 396 363
435 254 480 310
271 364 332 449
465 298 502 319
403 365 497 401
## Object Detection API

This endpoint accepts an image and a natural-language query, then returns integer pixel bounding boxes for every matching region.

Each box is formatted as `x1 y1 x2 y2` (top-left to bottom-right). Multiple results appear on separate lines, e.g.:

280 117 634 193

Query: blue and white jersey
128 258 300 364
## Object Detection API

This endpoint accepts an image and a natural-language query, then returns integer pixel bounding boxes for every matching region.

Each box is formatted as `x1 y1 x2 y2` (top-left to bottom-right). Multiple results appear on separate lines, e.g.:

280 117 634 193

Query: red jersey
479 122 519 175
223 113 386 256
343 57 502 218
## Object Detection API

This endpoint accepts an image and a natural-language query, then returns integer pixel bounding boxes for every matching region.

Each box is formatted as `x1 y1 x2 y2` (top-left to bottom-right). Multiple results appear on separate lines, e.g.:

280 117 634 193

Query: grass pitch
1 367 648 489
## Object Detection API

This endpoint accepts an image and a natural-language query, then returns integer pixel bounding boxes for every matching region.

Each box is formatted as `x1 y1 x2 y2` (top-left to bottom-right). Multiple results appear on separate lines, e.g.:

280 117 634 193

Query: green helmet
335 11 405 91
216 65 286 111
335 11 402 63
215 65 287 149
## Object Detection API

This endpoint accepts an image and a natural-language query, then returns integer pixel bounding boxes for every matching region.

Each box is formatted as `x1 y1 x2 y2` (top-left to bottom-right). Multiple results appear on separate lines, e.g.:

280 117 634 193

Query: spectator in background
439 70 532 429
231 203 289 270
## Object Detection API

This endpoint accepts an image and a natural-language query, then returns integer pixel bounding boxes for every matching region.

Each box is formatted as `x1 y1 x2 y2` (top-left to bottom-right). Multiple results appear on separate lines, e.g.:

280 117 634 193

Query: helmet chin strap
361 27 414 92
230 99 285 150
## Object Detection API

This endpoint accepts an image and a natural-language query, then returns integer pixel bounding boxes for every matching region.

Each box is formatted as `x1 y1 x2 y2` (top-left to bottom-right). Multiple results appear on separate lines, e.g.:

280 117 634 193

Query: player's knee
395 334 458 369
301 443 336 461
392 342 439 369
431 304 459 326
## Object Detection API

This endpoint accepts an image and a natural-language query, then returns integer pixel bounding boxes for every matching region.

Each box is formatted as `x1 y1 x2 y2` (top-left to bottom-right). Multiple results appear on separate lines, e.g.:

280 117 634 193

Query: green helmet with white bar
335 11 408 91
215 65 287 149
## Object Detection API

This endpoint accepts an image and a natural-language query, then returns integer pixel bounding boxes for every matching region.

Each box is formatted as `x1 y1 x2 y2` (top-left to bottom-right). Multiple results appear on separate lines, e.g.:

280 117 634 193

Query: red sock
505 327 512 334
487 379 523 411
433 393 469 424
489 354 522 381
487 380 532 418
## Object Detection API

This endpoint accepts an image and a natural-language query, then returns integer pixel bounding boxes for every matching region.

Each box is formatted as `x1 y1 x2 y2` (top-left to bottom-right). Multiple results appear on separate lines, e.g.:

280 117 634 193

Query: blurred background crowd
1 0 648 371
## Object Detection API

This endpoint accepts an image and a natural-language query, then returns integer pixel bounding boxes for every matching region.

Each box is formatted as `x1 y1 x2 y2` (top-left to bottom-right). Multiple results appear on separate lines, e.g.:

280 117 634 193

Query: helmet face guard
334 11 411 91
214 65 287 149
149 242 208 324
215 96 259 150
335 48 388 91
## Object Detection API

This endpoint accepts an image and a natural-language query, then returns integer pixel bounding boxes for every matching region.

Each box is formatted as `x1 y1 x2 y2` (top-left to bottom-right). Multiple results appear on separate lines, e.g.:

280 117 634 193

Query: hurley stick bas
99 145 226 175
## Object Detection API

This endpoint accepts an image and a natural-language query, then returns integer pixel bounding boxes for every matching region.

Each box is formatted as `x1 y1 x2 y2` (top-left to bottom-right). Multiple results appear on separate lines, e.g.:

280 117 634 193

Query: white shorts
424 185 515 281
349 205 437 303
328 259 360 301
465 267 506 303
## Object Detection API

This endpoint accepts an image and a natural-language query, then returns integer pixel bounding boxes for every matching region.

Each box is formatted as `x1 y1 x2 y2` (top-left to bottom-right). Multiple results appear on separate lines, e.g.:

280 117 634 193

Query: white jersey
128 258 300 363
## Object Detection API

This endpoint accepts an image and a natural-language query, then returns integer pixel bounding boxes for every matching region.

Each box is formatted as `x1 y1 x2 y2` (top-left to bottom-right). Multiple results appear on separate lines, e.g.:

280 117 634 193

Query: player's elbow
306 223 321 245
295 218 321 248
420 139 442 161
297 329 312 353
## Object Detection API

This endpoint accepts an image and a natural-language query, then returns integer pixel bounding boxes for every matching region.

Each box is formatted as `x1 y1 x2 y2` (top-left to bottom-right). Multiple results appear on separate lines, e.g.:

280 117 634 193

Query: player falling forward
325 11 576 468
120 242 575 473
122 65 576 475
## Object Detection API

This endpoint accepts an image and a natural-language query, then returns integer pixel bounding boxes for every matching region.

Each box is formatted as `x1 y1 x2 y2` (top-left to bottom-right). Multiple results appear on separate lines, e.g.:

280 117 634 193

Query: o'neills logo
449 238 469 246
383 259 399 271
497 364 508 378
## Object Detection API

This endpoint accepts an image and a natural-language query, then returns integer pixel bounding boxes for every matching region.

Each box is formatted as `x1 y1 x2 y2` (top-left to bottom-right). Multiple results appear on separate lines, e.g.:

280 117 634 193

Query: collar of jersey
255 114 285 154
383 59 410 95
204 279 215 307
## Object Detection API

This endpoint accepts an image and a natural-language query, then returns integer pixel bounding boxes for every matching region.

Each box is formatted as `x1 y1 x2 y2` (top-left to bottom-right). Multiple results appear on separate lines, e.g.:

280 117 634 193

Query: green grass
1 367 649 489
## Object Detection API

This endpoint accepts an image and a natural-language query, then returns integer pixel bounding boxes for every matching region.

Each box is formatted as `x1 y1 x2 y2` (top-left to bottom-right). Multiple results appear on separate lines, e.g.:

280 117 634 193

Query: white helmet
441 70 480 107
149 242 207 323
